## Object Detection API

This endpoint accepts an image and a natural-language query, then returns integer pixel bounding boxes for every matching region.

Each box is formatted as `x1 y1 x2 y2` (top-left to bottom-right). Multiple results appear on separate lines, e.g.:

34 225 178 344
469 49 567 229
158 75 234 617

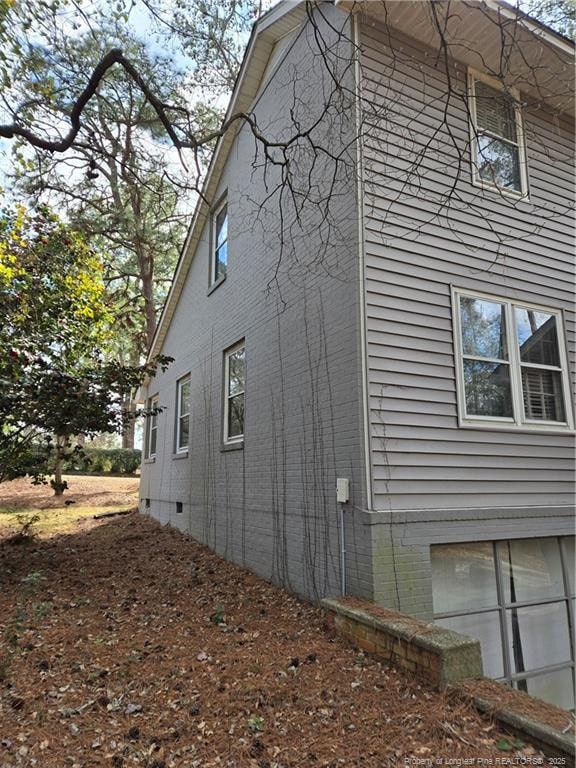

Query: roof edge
148 0 305 360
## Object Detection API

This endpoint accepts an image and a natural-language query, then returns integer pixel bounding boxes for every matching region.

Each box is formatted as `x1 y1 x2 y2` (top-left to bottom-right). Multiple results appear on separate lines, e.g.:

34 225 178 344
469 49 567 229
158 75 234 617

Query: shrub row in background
64 447 142 475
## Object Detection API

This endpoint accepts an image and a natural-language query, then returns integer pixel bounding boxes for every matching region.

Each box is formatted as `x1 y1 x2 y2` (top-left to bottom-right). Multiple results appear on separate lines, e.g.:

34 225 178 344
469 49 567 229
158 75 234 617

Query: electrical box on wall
336 477 350 504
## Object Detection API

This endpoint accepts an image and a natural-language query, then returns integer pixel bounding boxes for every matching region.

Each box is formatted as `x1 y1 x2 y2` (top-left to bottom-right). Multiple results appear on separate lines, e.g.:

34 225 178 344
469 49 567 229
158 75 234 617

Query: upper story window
468 71 527 196
224 341 245 444
176 376 191 453
146 394 159 458
453 290 573 431
211 197 228 285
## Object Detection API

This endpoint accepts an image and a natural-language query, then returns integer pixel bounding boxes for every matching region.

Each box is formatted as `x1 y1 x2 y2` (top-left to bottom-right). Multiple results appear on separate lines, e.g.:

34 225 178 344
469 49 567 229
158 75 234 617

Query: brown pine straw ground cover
0 499 567 767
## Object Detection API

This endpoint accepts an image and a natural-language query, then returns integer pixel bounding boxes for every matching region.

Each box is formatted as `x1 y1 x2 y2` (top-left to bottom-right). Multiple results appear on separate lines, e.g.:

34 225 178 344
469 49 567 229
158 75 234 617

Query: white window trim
147 394 159 458
452 288 574 433
175 376 190 454
468 68 529 199
223 341 245 445
210 197 228 286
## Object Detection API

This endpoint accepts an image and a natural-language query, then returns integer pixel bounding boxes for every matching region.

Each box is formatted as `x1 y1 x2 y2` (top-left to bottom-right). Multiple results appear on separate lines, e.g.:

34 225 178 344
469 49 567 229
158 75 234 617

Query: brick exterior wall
322 598 483 690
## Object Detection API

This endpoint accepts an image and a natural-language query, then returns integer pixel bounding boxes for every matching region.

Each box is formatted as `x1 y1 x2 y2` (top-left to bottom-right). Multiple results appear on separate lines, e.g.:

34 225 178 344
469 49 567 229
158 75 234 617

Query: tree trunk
52 435 66 496
141 259 156 351
122 394 136 449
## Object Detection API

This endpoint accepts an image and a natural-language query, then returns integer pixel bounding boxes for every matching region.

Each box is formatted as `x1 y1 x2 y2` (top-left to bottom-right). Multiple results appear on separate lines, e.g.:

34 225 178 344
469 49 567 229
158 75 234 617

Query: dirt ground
0 508 569 768
0 475 139 511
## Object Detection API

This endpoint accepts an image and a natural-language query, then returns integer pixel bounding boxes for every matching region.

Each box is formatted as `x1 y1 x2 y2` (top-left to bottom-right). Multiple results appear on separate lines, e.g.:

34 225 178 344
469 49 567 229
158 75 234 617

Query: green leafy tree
0 202 170 493
11 20 202 349
521 0 576 38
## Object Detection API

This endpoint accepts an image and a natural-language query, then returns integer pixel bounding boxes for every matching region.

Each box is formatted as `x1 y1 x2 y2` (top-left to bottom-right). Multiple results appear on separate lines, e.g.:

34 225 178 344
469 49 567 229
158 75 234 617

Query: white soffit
337 0 574 115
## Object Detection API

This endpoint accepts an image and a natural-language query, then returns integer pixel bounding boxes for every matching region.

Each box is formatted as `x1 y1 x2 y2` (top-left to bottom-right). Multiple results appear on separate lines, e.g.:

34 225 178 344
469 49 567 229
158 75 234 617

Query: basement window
431 537 575 710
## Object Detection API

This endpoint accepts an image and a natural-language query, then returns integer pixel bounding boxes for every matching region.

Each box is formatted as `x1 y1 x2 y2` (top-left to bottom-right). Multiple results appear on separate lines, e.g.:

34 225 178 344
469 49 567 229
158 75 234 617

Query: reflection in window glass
498 538 564 603
228 393 244 439
472 79 521 193
436 612 504 678
213 203 228 282
432 536 575 710
454 293 571 427
225 344 245 442
515 310 559 366
460 297 508 359
431 543 498 613
463 360 513 418
519 669 575 711
477 135 520 191
562 538 575 594
506 602 571 673
177 378 191 451
228 348 245 396
148 396 158 457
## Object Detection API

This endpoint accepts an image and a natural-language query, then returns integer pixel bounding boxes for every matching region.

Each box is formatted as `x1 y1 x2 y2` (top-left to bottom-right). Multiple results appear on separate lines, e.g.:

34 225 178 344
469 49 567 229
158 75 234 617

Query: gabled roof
149 0 575 362
148 0 308 360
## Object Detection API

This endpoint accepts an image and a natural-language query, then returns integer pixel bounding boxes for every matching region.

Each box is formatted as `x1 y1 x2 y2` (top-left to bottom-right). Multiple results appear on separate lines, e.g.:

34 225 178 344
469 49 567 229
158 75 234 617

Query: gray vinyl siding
360 19 575 517
139 7 372 602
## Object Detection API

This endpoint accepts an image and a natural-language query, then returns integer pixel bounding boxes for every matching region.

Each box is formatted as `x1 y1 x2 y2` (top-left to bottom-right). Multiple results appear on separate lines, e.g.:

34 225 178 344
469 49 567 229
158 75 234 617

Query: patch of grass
21 571 45 592
0 505 134 538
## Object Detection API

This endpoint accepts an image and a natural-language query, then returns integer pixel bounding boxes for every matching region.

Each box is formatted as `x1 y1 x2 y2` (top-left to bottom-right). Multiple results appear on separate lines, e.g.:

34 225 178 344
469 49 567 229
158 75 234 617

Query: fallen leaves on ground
0 475 139 512
0 510 554 767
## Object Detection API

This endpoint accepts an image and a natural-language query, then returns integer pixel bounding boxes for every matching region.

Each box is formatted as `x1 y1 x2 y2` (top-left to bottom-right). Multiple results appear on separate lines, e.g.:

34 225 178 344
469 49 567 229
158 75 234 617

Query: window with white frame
469 71 526 195
211 198 228 285
431 537 575 710
175 376 191 453
146 395 159 458
223 342 245 444
453 290 572 429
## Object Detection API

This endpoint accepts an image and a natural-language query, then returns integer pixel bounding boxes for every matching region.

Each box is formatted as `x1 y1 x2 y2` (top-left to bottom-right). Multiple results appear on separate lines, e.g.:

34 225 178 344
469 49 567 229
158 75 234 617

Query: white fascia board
484 0 575 57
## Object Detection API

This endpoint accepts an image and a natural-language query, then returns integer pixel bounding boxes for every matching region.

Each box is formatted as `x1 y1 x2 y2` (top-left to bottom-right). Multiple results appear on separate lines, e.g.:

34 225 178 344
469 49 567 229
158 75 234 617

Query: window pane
228 393 244 438
180 380 190 416
178 416 189 449
517 669 575 711
515 309 560 366
436 612 504 678
216 241 227 279
562 537 574 594
506 602 571 673
460 297 508 359
228 347 245 396
150 425 157 456
498 538 565 603
522 367 565 422
431 542 498 613
477 134 521 191
463 360 513 417
216 206 228 247
475 81 517 142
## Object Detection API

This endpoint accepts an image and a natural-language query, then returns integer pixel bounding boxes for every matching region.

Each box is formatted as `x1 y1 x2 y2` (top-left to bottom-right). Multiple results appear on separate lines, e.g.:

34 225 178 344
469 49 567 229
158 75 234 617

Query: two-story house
139 0 575 710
